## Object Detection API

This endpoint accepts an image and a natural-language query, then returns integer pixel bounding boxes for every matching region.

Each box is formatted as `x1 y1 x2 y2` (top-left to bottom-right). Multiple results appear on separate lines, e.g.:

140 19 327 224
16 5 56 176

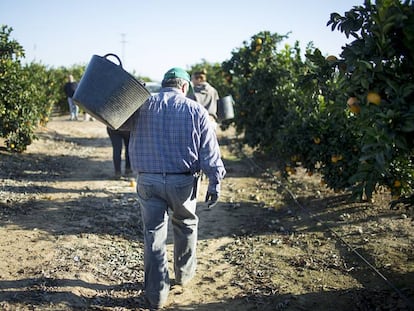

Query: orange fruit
347 97 361 114
394 180 401 188
331 154 343 163
347 97 358 106
367 92 381 105
313 137 321 144
349 103 361 114
326 55 337 62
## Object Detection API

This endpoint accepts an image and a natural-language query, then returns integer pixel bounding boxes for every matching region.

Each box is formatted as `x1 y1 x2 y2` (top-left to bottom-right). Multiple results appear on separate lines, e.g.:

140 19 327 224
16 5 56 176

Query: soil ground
0 115 413 311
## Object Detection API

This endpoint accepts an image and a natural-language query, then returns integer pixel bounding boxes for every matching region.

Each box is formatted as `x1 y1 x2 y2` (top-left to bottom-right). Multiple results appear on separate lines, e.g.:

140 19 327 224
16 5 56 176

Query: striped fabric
129 87 226 192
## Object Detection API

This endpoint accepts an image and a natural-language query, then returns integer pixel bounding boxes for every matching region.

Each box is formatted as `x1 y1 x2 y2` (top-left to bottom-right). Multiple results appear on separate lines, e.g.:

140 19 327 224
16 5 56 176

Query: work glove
205 191 219 208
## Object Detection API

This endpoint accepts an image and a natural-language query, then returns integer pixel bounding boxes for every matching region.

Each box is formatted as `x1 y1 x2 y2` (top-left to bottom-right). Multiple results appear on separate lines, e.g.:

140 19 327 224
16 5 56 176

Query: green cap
163 67 193 95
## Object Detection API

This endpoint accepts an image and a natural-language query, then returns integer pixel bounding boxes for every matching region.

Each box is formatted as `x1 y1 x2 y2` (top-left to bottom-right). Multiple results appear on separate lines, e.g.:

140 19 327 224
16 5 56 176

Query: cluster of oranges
346 91 381 114
325 56 382 114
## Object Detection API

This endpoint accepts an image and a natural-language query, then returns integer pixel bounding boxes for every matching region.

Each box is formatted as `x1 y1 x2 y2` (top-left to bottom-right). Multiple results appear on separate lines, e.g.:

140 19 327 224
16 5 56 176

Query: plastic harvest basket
217 95 235 121
73 53 150 129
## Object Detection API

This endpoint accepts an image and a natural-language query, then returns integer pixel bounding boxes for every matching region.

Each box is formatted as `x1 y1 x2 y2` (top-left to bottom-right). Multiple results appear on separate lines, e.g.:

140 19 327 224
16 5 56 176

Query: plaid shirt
129 87 226 192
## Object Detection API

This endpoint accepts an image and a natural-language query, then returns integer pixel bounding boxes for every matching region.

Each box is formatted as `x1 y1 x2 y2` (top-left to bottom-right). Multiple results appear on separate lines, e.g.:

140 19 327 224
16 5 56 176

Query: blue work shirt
128 87 226 193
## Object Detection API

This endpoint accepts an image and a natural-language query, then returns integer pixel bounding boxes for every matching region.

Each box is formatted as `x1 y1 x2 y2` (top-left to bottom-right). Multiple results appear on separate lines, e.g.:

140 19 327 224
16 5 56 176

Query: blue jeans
67 97 79 120
136 172 198 307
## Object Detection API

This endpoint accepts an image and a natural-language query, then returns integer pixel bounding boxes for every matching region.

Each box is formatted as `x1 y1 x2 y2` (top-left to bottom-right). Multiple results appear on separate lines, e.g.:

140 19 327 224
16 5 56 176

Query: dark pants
107 127 131 175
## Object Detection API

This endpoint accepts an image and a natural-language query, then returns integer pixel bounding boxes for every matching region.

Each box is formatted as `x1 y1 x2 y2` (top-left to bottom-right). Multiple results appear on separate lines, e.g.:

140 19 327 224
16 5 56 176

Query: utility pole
120 33 127 65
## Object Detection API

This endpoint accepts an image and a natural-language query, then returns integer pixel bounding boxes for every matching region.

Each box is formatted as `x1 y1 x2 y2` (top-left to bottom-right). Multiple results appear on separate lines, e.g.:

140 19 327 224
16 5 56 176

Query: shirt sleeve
198 110 226 193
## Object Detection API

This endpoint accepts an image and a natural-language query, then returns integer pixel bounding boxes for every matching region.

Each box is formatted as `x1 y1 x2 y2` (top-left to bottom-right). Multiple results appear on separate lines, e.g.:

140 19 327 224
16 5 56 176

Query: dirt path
0 116 413 310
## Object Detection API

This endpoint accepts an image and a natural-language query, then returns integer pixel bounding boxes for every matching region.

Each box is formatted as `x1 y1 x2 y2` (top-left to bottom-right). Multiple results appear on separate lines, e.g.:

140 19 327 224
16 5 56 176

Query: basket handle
103 53 122 68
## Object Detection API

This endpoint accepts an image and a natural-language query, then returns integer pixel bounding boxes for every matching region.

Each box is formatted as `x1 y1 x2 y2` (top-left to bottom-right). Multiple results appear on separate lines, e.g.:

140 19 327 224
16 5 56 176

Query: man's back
64 81 77 97
129 87 219 175
192 82 219 119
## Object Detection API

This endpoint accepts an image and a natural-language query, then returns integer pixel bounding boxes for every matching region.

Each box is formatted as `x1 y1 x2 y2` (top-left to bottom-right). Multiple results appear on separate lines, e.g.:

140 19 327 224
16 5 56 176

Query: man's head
162 67 193 95
191 69 207 86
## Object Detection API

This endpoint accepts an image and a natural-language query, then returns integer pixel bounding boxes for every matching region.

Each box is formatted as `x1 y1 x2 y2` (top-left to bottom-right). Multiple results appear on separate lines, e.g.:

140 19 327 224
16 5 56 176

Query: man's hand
205 191 219 208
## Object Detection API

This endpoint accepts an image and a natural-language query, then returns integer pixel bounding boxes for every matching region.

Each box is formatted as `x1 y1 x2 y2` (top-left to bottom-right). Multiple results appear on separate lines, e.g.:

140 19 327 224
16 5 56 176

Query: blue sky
1 1 361 81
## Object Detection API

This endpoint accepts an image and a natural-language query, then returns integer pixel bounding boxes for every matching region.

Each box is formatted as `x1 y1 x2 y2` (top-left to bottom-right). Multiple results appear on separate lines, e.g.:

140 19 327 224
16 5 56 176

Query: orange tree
283 0 414 201
221 31 360 193
220 31 350 184
322 0 414 200
221 31 313 152
0 25 33 152
0 25 54 152
219 0 414 203
297 50 367 195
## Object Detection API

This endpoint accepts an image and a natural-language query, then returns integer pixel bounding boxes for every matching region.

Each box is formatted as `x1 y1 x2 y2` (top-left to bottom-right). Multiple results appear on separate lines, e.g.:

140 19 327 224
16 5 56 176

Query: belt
139 172 192 176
